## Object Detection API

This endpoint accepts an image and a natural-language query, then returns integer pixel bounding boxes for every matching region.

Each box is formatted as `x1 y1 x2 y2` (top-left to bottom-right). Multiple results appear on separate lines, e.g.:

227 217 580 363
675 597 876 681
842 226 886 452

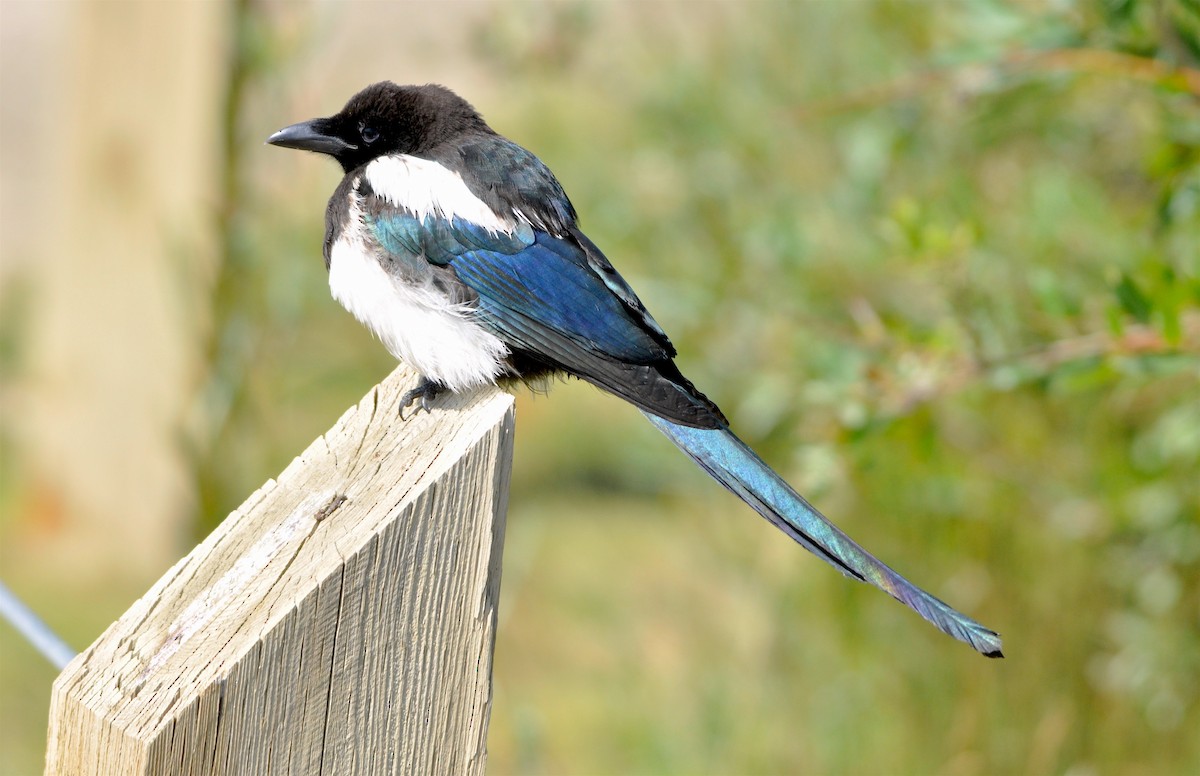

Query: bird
267 82 1003 658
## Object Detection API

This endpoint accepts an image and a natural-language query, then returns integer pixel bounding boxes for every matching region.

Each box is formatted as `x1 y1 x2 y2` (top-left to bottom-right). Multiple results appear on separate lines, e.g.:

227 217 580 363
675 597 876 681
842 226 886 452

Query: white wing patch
328 189 510 392
364 154 513 233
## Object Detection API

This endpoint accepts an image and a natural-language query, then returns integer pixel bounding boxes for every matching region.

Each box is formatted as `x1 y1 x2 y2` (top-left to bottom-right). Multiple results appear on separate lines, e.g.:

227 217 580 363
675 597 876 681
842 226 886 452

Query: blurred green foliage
180 0 1200 773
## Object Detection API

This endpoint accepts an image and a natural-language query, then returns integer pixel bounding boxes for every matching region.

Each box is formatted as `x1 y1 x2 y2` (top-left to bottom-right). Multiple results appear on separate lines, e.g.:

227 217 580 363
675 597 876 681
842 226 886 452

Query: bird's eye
360 124 380 144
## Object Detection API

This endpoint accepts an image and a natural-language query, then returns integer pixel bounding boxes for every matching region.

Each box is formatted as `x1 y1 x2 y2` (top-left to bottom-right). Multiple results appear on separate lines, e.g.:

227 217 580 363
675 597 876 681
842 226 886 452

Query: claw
398 378 445 419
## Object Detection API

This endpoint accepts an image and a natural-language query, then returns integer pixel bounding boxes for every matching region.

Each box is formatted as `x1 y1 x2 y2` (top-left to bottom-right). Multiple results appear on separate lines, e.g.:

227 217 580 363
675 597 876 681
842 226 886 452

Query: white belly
327 233 509 392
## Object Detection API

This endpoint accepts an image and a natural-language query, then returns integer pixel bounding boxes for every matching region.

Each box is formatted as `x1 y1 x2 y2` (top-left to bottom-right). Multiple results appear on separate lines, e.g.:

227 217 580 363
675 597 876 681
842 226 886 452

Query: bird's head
267 82 488 173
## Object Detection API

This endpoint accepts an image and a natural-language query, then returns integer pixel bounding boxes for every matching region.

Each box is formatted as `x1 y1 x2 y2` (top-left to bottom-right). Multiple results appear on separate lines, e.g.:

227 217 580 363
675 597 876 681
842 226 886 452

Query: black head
267 82 490 173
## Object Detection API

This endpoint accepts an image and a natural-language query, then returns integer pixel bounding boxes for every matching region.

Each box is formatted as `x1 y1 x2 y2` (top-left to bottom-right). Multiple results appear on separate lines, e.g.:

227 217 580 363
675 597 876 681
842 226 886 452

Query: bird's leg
398 377 446 419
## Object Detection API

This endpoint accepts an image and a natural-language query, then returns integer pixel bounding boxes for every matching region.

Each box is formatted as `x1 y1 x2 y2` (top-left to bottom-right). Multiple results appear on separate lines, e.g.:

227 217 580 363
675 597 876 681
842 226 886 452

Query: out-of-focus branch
1015 48 1200 95
854 304 1200 417
800 48 1200 119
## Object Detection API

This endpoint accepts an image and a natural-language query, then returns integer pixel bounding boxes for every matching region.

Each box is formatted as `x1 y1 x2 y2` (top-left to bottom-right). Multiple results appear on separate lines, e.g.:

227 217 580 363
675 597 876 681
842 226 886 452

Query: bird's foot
399 378 445 420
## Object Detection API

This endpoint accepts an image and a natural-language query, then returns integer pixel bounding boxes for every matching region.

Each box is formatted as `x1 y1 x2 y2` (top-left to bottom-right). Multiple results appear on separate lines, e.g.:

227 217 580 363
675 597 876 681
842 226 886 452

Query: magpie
268 82 1003 657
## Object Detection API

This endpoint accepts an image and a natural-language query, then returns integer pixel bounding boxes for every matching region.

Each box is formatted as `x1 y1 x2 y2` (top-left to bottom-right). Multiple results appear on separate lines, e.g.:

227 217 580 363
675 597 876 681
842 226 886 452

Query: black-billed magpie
268 82 1002 657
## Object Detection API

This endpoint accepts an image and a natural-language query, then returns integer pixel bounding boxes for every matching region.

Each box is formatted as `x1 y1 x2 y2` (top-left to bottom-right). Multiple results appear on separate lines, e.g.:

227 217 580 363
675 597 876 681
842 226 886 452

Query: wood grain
45 366 515 776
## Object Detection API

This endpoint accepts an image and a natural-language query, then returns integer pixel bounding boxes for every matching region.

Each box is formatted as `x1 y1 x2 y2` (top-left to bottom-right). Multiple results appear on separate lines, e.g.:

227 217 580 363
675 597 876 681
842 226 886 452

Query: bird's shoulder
431 132 578 236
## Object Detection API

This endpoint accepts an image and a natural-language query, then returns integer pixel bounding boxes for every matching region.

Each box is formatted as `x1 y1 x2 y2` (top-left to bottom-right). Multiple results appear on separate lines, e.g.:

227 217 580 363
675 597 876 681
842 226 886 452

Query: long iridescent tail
643 412 1003 657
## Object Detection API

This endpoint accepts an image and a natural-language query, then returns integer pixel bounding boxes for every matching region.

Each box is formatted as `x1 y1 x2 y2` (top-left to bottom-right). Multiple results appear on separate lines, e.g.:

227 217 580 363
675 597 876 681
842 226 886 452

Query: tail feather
643 412 1004 658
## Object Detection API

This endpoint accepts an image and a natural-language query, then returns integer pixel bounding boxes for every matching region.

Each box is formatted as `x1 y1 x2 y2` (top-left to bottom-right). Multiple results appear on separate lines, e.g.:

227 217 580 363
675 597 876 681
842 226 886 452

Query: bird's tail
642 412 1003 657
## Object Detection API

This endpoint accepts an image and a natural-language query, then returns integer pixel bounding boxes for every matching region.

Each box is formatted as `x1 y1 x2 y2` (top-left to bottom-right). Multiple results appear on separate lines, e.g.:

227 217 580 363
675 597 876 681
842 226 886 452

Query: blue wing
365 198 724 427
437 135 677 341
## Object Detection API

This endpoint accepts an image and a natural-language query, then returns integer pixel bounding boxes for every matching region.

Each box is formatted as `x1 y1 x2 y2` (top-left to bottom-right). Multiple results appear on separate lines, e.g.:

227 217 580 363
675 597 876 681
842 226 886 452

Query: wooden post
45 367 515 776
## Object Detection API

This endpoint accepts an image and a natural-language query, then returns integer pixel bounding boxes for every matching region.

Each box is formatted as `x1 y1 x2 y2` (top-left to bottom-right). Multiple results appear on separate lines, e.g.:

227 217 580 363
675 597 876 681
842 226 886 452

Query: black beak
266 118 356 155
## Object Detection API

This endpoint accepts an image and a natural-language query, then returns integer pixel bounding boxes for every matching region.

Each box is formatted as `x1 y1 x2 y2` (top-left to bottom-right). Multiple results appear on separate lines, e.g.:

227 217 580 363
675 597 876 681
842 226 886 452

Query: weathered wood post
45 367 514 776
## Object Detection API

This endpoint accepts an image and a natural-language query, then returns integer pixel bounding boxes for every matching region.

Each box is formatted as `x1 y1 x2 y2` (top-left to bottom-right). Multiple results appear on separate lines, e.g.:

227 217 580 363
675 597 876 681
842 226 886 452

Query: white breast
327 176 511 392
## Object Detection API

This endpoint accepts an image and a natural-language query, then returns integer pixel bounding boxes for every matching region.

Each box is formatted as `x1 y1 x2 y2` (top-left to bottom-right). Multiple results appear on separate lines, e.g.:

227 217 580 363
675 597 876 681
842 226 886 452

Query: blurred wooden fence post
44 367 515 776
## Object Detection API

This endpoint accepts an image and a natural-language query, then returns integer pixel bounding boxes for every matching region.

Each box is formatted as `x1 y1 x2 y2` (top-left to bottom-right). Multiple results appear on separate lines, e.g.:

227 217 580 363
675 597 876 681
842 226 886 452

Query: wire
0 579 76 671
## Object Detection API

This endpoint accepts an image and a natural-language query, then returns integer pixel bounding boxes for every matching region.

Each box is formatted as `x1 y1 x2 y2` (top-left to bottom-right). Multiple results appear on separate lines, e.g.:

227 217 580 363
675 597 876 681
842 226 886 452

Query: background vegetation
2 0 1198 773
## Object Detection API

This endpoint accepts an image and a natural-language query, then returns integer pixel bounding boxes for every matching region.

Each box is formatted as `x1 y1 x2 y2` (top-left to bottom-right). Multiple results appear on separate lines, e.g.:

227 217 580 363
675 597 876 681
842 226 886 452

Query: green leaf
1115 273 1154 322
